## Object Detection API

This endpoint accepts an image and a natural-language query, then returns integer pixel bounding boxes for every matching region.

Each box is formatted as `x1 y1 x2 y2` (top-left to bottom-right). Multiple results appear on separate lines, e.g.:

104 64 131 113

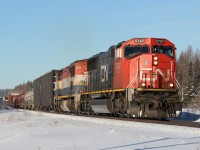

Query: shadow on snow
99 137 200 150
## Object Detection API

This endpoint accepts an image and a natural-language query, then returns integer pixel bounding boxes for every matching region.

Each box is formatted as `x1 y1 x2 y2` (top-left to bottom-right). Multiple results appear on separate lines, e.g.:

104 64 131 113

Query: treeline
177 46 200 107
0 89 11 97
11 81 33 94
0 81 33 98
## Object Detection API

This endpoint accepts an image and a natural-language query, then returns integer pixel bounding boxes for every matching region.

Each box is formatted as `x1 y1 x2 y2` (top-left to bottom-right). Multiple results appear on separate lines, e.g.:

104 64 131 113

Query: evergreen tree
187 61 195 103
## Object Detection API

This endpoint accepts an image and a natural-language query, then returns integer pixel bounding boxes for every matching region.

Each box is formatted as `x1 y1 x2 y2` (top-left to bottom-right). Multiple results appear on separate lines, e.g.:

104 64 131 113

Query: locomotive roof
88 52 104 59
71 59 88 64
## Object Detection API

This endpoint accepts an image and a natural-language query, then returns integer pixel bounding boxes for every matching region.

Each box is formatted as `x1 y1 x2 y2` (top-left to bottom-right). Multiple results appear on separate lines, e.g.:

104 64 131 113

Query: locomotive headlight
154 56 158 61
141 83 146 87
169 83 174 88
153 61 158 65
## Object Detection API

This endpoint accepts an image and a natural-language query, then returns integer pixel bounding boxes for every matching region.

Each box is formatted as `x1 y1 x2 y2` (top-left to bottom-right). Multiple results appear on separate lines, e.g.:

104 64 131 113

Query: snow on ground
0 109 200 150
176 108 200 122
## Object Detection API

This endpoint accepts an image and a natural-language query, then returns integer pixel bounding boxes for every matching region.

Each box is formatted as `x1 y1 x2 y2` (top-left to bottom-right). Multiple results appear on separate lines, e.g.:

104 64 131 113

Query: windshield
124 46 149 58
152 46 174 58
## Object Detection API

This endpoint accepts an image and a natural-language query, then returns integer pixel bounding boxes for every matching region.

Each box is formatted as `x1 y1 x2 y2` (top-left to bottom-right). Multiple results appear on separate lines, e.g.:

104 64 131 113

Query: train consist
9 38 182 118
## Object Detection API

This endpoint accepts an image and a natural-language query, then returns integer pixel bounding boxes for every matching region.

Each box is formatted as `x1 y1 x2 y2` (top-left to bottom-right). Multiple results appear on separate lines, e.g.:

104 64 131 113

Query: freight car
13 93 25 108
8 93 19 107
9 92 34 109
24 90 34 110
33 70 58 110
53 37 182 118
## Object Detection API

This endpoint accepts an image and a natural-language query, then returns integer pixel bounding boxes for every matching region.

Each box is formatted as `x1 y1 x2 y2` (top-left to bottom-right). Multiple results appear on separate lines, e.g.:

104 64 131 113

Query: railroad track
53 111 200 128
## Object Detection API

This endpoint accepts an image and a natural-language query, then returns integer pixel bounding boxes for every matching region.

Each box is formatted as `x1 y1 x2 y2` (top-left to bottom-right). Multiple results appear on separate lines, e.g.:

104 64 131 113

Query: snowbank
29 110 200 134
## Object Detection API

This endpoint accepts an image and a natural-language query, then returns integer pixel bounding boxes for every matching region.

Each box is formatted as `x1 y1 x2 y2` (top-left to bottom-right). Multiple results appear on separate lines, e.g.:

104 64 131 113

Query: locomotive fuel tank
90 94 110 114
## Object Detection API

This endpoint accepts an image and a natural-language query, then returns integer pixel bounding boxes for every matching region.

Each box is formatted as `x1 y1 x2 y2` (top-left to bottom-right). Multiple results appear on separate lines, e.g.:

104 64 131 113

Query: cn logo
140 69 170 82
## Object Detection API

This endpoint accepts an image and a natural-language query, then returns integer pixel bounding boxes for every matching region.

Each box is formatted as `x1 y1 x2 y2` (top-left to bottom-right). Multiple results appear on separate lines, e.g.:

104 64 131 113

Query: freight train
9 38 182 118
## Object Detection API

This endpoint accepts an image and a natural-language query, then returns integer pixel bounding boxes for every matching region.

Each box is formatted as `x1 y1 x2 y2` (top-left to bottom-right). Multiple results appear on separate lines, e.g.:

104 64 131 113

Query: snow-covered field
0 109 200 150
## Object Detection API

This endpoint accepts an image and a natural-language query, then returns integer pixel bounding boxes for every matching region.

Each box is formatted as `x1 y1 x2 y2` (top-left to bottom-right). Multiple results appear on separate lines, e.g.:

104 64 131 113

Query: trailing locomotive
10 37 182 119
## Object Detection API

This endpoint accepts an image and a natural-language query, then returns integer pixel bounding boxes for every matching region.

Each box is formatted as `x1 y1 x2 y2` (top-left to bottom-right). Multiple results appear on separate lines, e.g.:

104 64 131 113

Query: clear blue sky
0 0 200 89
